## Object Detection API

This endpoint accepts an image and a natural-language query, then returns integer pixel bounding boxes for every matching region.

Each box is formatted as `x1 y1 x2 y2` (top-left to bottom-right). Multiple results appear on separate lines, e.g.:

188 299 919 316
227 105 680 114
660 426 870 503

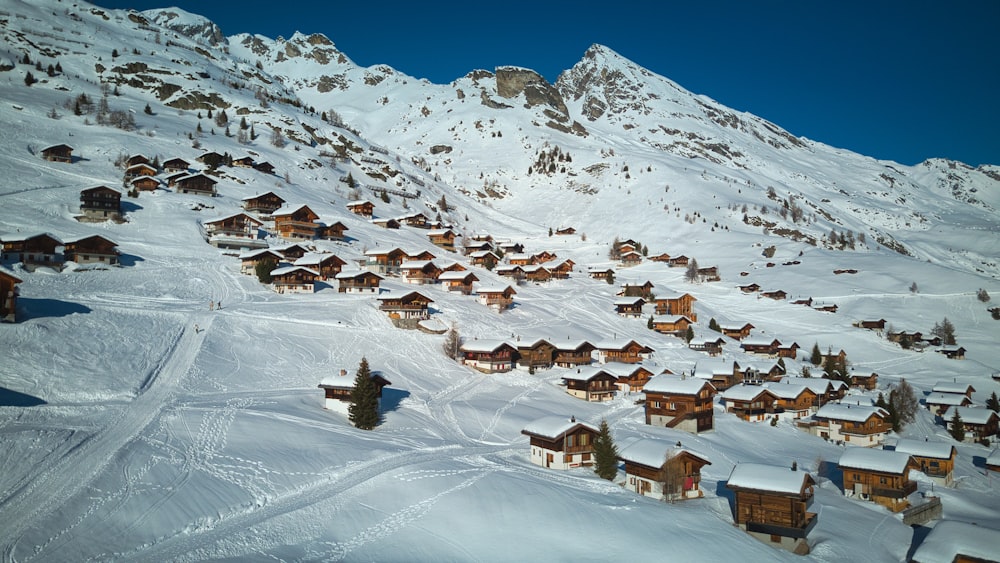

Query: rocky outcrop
495 67 569 121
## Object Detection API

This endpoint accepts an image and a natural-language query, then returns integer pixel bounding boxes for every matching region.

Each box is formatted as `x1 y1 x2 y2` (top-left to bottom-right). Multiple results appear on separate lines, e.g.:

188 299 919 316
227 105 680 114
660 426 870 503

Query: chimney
570 415 576 423
340 369 347 377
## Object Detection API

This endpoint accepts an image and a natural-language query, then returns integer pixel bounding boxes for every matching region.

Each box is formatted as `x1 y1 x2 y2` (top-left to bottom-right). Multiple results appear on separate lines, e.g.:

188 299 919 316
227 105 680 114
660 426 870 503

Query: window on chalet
578 434 590 446
879 476 888 485
668 402 676 410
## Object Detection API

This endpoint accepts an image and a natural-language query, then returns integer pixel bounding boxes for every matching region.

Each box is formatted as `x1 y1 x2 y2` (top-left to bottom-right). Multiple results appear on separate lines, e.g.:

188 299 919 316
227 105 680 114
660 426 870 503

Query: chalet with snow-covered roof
666 255 689 267
41 144 73 163
943 406 999 443
720 323 755 340
63 234 119 265
740 362 784 385
554 226 576 235
761 289 787 300
241 192 286 216
239 249 283 275
164 172 187 188
651 315 694 336
269 266 319 294
587 267 615 281
437 270 478 294
924 392 973 416
345 199 374 218
79 186 122 222
254 161 275 174
377 291 433 327
174 173 218 196
318 368 391 416
614 296 645 318
406 249 437 262
693 358 741 390
272 205 320 240
620 251 643 267
797 403 890 446
397 212 429 228
273 243 310 261
124 162 157 181
364 247 408 275
892 439 956 486
495 265 520 280
334 270 383 294
129 176 160 192
522 416 598 470
988 449 1000 472
648 252 671 263
294 253 346 280
506 253 534 266
468 250 501 268
722 386 780 422
932 381 976 398
203 213 264 248
515 338 556 371
477 286 516 311
1 233 62 265
838 448 917 512
427 229 458 251
532 251 558 263
616 240 639 254
549 259 574 279
853 318 887 332
399 261 441 285
741 337 782 357
497 241 524 254
618 438 711 501
595 340 653 364
936 346 967 360
317 219 348 241
619 281 655 299
603 363 654 393
162 157 190 173
689 337 725 356
790 296 813 306
726 463 817 554
123 154 150 168
697 266 720 281
777 342 800 359
195 151 225 167
460 340 516 373
371 217 400 229
644 376 716 433
780 377 846 407
652 293 697 320
766 383 818 420
910 519 1000 563
463 240 493 255
739 283 762 294
521 264 552 283
0 268 22 322
232 156 255 168
554 340 596 368
561 367 617 402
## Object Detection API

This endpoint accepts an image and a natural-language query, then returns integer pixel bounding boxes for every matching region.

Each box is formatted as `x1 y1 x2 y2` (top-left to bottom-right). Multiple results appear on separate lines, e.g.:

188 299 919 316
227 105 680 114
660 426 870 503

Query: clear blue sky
94 0 998 166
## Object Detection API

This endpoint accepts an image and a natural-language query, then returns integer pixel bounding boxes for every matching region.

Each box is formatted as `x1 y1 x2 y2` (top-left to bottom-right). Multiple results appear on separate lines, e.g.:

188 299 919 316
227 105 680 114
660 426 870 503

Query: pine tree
684 326 695 344
987 391 1000 413
887 379 918 431
254 258 276 284
810 343 822 366
647 316 654 330
684 258 699 283
348 357 379 430
948 410 965 442
708 317 720 332
593 419 618 481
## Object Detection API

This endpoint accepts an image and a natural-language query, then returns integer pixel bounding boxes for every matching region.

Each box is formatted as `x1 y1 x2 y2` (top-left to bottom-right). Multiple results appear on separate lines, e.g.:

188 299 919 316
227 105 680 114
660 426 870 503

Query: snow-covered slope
0 1 998 561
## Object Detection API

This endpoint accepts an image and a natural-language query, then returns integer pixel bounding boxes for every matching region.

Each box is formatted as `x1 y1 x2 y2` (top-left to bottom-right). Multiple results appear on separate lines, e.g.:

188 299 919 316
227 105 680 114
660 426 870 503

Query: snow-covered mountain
1 1 998 561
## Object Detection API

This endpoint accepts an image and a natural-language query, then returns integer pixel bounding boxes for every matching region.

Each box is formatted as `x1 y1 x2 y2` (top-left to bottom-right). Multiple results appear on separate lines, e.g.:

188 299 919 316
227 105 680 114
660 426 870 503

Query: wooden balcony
872 481 917 499
747 512 817 539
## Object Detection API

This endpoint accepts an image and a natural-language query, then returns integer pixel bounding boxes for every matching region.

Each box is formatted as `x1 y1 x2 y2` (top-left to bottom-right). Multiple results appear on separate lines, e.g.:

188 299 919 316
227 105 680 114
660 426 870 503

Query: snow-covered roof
932 381 975 394
721 384 776 401
204 212 262 225
988 449 1000 466
910 519 1000 563
438 270 476 281
269 266 319 277
765 383 809 400
427 228 454 236
613 297 645 306
364 247 403 256
740 337 780 346
814 403 887 422
399 260 435 269
593 339 652 352
942 406 999 425
554 340 594 351
779 377 836 394
377 290 432 301
892 439 955 460
521 416 598 439
924 392 971 406
239 248 281 260
726 463 813 495
694 358 737 376
561 366 614 382
477 286 514 294
617 438 710 469
459 339 513 353
838 448 912 474
271 203 313 216
294 253 343 266
346 199 372 206
601 362 649 377
334 269 382 280
643 375 714 395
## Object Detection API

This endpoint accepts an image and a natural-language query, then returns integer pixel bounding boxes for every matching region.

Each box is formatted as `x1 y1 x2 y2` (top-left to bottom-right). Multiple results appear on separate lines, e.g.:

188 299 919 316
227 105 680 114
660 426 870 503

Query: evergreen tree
380 189 390 203
931 317 957 346
593 419 618 481
254 258 276 284
887 379 918 431
647 316 654 330
708 317 720 332
143 103 153 115
987 391 1000 413
442 324 461 360
948 409 965 442
684 326 695 344
348 357 379 430
810 343 822 366
24 71 35 86
684 258 699 283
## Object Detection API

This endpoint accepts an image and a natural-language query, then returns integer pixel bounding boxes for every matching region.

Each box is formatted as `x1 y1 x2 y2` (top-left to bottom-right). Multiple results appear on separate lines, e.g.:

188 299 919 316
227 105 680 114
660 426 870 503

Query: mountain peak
143 7 224 46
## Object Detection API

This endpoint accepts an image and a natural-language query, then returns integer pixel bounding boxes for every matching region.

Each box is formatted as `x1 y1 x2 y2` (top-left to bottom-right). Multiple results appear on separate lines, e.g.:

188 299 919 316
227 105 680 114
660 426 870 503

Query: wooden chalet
334 270 383 294
651 315 694 336
521 264 552 283
63 235 119 265
317 220 348 241
791 297 813 306
720 323 755 340
130 176 160 192
648 252 671 263
594 340 653 364
460 340 517 373
620 251 643 267
318 368 391 416
892 439 957 486
468 250 501 268
932 381 976 399
79 186 122 222
254 161 275 174
613 297 645 318
943 407 1000 443
842 371 877 390
0 268 22 322
726 463 817 554
603 363 655 393
377 290 433 327
697 266 721 282
740 337 782 357
910 520 1000 563
463 240 493 255
532 251 557 263
780 377 846 408
553 340 596 368
739 283 762 294
554 226 576 235
239 249 283 275
437 270 478 294
398 212 429 228
616 240 639 254
232 156 255 168
477 286 516 311
741 362 785 385
515 338 557 371
652 293 697 320
522 416 599 470
196 151 226 168
498 241 525 254
123 154 150 168
777 342 800 359
346 199 375 218
371 217 401 229
721 386 781 422
364 247 408 275
427 229 457 251
174 173 218 196
269 266 319 294
548 259 574 279
887 330 922 345
164 172 187 188
667 255 689 267
644 376 716 433
853 319 887 333
273 205 320 240
761 289 787 300
619 281 655 299
1 233 62 265
587 267 615 281
619 439 711 501
796 403 891 447
161 157 190 173
294 253 346 280
242 192 286 215
924 392 972 416
838 448 917 512
399 260 442 285
506 253 534 266
561 367 617 402
273 243 310 261
203 213 264 247
689 337 725 357
41 144 73 163
813 303 839 313
937 346 967 360
693 358 741 390
124 162 157 180
766 383 819 420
